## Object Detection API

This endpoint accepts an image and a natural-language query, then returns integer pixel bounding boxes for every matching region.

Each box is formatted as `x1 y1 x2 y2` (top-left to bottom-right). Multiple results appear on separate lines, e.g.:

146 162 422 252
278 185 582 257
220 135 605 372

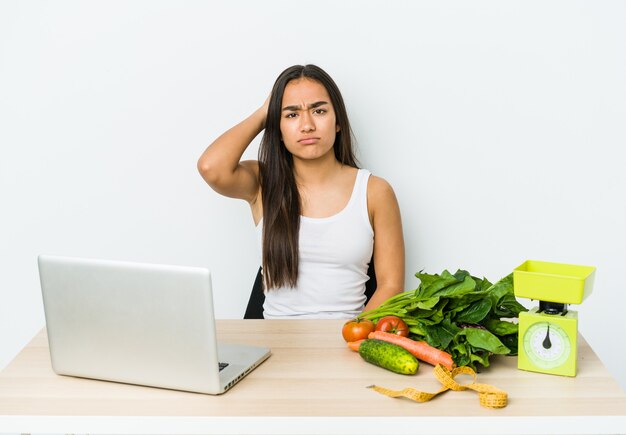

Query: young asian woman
198 64 405 319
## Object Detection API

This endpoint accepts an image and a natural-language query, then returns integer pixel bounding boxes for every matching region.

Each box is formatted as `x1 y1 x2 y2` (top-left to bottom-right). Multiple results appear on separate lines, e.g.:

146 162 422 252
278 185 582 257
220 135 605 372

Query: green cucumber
358 339 419 375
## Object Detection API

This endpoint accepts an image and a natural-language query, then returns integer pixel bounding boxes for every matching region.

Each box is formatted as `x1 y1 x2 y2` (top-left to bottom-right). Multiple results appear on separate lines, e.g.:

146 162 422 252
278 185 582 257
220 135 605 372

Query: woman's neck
293 154 344 187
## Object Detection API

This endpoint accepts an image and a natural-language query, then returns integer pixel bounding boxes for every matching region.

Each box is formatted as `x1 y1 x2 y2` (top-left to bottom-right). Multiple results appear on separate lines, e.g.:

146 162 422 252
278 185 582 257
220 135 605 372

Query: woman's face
279 78 339 163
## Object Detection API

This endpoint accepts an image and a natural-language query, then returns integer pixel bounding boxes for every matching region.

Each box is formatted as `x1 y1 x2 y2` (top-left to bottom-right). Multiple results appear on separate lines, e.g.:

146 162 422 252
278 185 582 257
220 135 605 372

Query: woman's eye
314 109 327 115
285 113 297 118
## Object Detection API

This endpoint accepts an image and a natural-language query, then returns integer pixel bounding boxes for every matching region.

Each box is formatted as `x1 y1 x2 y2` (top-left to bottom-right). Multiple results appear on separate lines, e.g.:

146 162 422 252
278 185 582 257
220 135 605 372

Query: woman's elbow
197 157 220 186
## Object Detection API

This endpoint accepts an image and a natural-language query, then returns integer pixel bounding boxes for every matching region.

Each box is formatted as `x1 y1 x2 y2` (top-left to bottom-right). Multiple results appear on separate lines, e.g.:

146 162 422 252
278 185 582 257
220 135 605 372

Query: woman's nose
300 112 315 132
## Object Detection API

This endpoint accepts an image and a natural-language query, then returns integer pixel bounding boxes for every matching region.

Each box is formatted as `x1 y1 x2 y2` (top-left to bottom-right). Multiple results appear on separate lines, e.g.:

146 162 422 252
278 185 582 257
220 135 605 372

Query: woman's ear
336 124 341 133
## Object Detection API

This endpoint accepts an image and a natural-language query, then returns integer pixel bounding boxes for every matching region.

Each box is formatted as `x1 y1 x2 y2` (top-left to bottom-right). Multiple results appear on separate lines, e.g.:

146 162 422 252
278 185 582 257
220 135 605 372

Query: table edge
1 415 626 435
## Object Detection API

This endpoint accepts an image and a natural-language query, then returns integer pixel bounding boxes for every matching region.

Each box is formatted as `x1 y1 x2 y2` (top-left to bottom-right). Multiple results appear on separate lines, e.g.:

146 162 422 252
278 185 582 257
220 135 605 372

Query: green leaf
415 297 440 310
470 350 491 369
436 275 477 298
499 334 519 355
454 298 492 324
416 270 460 299
459 328 511 355
449 342 470 368
483 318 519 336
408 326 427 338
474 276 493 292
453 269 471 281
413 271 445 289
486 273 514 307
418 309 444 325
422 319 461 349
445 292 489 314
494 294 528 317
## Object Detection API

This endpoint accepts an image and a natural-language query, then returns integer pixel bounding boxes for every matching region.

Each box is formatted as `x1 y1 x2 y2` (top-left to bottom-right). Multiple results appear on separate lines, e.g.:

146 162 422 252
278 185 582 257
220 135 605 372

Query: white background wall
1 0 625 392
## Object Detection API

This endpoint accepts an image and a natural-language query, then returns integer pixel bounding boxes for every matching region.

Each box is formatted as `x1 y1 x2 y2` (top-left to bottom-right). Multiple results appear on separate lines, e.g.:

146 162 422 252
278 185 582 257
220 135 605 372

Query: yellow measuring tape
367 364 508 409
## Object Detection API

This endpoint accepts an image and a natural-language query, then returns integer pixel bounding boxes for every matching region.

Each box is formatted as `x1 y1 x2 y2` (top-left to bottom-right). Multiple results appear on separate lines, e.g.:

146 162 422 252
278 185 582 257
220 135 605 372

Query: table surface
1 319 626 434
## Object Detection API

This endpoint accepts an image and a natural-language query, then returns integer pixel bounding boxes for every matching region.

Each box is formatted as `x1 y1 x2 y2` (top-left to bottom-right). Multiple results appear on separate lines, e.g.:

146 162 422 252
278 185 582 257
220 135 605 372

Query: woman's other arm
364 176 405 311
197 99 268 204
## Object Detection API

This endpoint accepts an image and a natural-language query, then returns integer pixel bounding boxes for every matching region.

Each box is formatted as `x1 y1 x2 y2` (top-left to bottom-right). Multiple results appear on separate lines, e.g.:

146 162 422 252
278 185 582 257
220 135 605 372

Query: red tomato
375 316 409 337
342 318 375 343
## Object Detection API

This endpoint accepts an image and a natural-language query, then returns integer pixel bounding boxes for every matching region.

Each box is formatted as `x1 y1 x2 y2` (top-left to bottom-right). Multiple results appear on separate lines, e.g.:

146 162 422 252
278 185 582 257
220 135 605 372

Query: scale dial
523 321 571 369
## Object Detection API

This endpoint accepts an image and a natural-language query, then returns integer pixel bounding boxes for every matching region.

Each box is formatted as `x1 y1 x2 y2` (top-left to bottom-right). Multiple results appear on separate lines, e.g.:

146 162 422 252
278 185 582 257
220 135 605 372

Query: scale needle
542 324 552 349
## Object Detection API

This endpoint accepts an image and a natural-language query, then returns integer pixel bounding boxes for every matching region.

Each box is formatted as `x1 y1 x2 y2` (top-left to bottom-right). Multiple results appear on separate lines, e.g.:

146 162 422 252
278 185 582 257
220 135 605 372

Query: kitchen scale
513 260 596 377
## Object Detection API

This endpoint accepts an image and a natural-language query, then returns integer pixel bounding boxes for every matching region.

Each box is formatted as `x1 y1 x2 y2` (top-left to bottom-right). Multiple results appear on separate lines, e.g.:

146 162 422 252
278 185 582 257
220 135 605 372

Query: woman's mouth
298 137 320 145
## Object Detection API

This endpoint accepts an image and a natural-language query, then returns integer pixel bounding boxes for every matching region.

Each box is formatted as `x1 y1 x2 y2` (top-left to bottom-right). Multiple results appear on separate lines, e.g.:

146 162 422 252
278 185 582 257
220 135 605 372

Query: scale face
518 308 578 376
524 321 570 368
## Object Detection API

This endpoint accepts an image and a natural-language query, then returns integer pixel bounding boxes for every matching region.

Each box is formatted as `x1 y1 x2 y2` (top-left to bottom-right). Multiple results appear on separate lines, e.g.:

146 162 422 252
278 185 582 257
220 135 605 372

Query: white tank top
256 169 374 319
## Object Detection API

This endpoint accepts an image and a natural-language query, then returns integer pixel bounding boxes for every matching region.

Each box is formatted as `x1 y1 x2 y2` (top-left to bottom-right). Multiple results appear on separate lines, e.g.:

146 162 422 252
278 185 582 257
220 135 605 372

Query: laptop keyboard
218 362 229 371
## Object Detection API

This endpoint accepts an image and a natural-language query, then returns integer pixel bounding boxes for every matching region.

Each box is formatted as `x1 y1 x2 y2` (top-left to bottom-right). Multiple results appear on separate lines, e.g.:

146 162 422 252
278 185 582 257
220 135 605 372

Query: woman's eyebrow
282 101 329 112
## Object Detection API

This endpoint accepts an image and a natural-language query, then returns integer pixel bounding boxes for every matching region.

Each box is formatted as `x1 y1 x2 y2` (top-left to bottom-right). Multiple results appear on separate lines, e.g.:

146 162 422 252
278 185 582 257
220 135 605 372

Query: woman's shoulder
366 173 397 198
364 172 402 232
365 172 399 216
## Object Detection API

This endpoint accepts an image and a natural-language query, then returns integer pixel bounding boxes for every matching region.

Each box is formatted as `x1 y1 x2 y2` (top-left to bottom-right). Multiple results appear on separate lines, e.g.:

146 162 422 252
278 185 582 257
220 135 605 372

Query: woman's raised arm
197 98 268 204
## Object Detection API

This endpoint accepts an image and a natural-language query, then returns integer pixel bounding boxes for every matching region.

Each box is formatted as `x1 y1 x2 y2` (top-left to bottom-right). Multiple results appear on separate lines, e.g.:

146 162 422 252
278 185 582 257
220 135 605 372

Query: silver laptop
37 255 271 395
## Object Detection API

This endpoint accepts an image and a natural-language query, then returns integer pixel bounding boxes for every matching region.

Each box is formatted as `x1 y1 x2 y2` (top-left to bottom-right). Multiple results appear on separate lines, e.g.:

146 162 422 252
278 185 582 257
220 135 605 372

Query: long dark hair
259 64 358 289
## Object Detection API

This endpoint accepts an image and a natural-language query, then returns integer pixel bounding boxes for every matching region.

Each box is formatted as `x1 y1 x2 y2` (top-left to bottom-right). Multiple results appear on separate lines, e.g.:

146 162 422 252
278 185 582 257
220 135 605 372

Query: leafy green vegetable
422 318 460 349
360 270 527 370
459 328 510 355
483 318 519 336
454 298 492 324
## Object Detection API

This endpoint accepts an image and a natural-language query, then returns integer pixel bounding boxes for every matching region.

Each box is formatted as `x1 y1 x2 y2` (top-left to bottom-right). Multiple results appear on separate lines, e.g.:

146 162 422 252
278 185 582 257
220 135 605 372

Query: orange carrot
347 339 365 352
368 331 455 370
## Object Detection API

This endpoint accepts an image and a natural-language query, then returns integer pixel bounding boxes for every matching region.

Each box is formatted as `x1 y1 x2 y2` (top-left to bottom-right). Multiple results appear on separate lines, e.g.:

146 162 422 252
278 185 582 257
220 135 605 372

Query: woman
198 64 404 319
